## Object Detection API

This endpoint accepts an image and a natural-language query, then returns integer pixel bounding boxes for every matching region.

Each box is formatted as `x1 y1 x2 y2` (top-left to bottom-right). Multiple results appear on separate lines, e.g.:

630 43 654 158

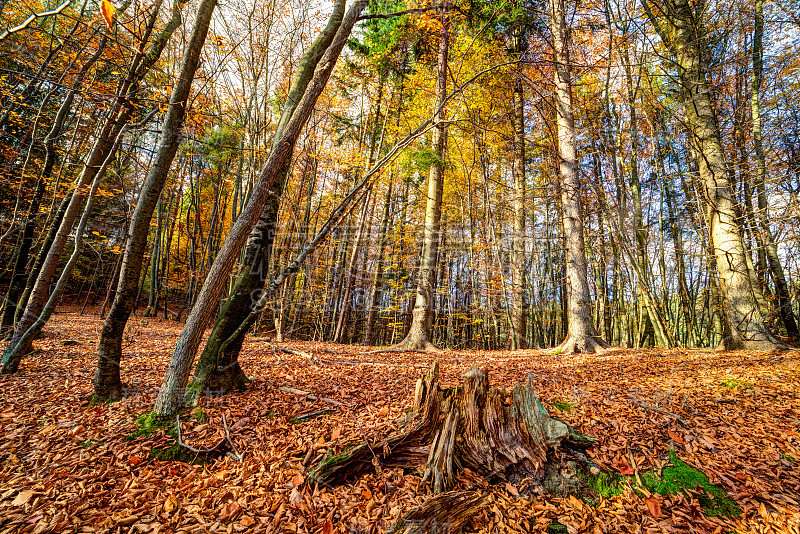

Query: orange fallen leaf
645 495 662 518
667 430 685 445
239 516 255 527
291 472 304 487
378 406 389 417
128 455 142 466
322 519 334 534
331 426 343 441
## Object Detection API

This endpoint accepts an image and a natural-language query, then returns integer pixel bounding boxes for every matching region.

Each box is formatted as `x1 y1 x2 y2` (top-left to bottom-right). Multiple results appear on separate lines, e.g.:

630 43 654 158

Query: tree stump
309 361 594 494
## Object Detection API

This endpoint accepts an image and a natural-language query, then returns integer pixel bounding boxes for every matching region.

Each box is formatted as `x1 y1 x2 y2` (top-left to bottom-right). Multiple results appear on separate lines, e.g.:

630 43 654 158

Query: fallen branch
632 401 690 428
268 381 350 407
290 408 336 423
175 412 243 460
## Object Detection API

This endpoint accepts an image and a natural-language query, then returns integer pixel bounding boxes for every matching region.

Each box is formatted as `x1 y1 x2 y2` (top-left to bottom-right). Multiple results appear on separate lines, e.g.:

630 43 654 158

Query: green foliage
552 399 572 413
721 378 752 391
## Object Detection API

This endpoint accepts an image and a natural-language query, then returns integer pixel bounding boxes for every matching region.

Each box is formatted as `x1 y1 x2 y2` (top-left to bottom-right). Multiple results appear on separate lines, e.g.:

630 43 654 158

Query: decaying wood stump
309 361 594 494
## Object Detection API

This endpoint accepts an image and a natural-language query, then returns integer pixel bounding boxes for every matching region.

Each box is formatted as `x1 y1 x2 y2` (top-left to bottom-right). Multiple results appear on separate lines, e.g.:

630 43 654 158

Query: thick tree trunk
398 10 449 351
93 0 216 401
643 0 786 350
185 0 350 401
550 0 607 354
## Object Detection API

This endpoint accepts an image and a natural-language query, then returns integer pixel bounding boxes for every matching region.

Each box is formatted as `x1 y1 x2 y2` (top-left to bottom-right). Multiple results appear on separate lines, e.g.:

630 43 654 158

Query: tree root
552 334 610 355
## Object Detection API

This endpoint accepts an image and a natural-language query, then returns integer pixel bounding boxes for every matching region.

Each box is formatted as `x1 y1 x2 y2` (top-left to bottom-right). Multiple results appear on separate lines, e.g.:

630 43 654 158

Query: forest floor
0 310 799 534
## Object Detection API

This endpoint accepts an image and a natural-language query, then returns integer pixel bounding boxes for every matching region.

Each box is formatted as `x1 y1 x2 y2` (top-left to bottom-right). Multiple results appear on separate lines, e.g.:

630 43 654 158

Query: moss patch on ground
125 410 207 463
583 450 741 518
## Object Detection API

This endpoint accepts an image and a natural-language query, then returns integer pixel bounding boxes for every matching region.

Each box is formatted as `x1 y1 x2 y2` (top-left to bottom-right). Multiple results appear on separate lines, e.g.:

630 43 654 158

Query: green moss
78 439 102 449
780 451 796 464
124 411 206 464
640 450 741 518
584 471 626 498
583 451 740 518
126 412 175 440
546 522 568 534
552 399 572 414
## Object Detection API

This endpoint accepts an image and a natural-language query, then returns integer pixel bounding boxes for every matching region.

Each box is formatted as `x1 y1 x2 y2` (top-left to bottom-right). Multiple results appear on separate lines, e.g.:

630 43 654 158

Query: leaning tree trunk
185 0 349 402
397 8 449 351
94 0 217 402
310 361 594 529
153 0 369 417
643 0 786 350
550 0 608 354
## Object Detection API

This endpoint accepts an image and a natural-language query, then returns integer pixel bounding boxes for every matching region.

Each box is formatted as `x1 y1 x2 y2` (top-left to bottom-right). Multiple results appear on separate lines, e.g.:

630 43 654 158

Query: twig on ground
632 401 690 428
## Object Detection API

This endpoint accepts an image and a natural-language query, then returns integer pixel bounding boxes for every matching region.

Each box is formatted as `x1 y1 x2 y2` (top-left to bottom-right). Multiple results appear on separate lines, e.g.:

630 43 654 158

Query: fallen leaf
239 516 255 527
163 494 178 514
645 495 662 518
378 406 389 417
12 490 33 506
331 426 343 441
667 430 685 445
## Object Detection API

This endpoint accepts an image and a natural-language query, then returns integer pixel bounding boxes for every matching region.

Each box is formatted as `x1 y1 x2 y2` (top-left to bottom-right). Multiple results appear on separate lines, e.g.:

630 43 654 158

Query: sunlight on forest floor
0 309 798 533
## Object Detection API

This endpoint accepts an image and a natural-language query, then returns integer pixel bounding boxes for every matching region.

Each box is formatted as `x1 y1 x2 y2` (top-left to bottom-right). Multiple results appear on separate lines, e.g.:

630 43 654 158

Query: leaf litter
0 311 798 533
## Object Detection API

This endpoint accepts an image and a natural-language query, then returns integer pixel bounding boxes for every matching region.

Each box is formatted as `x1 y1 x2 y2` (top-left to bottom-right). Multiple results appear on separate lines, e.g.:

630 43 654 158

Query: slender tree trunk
510 61 527 349
643 0 785 349
398 8 449 351
364 180 393 345
93 0 216 400
551 0 607 354
750 0 798 340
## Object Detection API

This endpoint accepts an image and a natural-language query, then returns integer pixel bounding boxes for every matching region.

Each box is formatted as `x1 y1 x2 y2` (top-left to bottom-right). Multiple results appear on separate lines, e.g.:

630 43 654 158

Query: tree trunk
364 180 393 345
153 0 368 416
93 0 216 401
510 58 527 349
750 0 798 340
643 0 786 350
397 8 449 351
551 0 607 354
185 0 352 401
